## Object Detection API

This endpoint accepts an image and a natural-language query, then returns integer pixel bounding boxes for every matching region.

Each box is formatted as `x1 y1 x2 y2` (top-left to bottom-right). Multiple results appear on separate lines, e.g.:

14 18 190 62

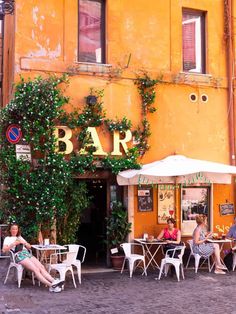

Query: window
78 0 105 63
181 187 210 235
182 9 206 73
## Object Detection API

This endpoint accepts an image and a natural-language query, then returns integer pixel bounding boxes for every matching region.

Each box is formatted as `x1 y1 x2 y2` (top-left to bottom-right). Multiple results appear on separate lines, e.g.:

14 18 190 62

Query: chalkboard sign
138 186 153 212
219 203 235 216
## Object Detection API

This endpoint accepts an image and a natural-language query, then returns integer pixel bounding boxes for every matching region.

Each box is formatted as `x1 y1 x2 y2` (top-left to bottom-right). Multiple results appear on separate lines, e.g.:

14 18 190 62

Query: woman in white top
3 223 63 292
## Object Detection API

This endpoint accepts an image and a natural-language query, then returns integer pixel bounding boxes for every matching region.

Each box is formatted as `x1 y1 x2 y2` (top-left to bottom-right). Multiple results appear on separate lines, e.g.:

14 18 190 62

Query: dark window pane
79 0 103 63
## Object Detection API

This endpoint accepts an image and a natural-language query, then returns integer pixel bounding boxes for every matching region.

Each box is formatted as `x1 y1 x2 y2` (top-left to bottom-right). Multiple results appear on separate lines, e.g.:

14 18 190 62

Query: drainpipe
225 0 236 165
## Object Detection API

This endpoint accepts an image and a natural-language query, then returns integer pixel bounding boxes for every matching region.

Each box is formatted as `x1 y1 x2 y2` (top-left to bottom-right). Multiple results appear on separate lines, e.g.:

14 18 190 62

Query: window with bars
78 0 105 63
182 9 206 74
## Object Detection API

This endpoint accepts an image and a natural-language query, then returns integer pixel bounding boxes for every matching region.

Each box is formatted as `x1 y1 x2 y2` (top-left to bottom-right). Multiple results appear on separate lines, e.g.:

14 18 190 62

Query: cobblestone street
1 258 236 314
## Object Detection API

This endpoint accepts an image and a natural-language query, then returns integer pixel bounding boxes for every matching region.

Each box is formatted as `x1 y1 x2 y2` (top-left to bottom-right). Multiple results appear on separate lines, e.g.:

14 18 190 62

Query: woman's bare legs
30 256 54 283
212 243 225 269
20 257 54 286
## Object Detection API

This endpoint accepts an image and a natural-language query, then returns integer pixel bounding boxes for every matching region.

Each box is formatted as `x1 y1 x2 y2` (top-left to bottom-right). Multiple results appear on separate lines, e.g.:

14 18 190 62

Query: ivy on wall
0 76 91 242
0 73 159 240
134 73 160 155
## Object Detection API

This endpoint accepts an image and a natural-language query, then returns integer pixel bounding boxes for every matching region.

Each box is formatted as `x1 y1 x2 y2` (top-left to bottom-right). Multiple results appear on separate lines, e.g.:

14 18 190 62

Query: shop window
78 0 105 63
181 187 210 235
182 9 206 73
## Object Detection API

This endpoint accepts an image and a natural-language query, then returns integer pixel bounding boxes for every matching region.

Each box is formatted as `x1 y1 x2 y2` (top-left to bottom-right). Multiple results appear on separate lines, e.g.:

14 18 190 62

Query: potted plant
105 201 132 270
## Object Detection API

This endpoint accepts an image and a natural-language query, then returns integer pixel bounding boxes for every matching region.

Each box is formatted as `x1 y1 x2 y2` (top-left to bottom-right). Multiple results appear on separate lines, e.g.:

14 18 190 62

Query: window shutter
183 21 196 71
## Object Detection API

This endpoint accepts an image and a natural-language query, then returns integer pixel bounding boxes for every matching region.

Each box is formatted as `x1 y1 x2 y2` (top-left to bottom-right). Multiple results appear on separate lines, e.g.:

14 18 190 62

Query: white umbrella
117 155 236 185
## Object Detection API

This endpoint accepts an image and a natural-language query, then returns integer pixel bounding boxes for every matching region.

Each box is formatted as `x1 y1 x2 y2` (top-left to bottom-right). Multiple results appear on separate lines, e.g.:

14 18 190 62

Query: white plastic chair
158 245 186 281
120 243 147 278
64 244 86 284
186 240 211 273
48 251 77 289
4 250 35 288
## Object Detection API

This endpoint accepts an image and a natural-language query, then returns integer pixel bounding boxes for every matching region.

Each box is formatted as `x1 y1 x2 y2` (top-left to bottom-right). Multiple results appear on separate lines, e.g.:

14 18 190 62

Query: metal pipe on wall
225 0 236 165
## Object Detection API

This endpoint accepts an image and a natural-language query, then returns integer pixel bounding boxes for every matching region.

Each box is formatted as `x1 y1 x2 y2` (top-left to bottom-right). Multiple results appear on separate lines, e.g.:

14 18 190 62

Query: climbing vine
134 73 159 155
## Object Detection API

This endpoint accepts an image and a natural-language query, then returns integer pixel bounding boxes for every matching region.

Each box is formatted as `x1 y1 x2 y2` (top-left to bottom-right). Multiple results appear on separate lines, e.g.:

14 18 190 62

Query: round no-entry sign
6 124 22 144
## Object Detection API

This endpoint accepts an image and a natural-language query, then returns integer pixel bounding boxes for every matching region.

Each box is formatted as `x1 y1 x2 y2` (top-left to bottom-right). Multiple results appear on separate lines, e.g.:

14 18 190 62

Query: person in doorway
192 214 227 274
3 223 64 292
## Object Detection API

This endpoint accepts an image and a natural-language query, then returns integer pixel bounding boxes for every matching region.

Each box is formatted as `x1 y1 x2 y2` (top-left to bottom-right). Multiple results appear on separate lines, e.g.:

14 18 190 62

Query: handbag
164 241 184 257
14 243 24 253
223 251 233 271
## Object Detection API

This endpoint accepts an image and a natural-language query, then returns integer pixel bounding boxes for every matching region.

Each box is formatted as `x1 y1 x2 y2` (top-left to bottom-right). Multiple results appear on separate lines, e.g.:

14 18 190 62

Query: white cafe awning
117 155 236 185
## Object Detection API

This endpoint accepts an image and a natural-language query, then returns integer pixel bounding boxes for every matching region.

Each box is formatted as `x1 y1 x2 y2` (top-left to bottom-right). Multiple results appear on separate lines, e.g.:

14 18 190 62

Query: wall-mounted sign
54 126 132 156
219 203 235 216
158 186 175 224
138 186 153 212
6 124 22 144
16 144 31 162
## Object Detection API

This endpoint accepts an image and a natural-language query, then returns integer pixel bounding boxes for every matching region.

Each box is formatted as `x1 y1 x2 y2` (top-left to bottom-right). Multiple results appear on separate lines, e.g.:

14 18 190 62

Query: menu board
138 186 153 212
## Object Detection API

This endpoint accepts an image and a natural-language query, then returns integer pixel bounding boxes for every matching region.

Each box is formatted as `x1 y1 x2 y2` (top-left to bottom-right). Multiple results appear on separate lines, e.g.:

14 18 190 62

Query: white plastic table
134 238 167 274
31 244 66 265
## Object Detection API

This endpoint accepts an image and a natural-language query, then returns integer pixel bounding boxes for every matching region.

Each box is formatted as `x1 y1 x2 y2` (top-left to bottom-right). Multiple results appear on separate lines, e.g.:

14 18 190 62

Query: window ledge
175 72 212 84
170 71 225 87
68 62 112 74
20 57 114 76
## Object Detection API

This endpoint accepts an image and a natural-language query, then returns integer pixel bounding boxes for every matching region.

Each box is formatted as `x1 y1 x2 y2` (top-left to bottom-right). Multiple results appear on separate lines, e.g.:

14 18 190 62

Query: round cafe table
207 238 232 271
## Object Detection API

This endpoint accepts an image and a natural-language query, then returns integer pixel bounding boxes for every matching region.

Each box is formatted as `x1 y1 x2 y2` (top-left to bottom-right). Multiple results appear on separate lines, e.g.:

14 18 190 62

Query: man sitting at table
226 217 236 240
226 217 236 251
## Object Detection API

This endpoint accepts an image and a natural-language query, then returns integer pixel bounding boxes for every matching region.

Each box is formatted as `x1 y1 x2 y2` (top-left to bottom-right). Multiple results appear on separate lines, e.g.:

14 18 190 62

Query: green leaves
105 201 132 250
134 73 159 155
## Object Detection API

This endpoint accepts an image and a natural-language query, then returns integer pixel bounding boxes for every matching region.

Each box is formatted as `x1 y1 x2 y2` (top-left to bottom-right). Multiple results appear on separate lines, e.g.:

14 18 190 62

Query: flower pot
110 255 125 270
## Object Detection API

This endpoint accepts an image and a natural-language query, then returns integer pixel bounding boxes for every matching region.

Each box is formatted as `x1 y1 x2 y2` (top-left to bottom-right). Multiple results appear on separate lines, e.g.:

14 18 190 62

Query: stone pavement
0 258 236 314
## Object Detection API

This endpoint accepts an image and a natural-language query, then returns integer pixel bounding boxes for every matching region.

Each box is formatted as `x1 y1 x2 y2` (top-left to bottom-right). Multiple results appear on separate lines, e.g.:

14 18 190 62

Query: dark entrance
77 179 107 266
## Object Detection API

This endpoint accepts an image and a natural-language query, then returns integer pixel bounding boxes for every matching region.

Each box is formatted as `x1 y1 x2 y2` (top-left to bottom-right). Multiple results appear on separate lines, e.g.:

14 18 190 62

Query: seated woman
192 214 227 274
157 217 182 254
3 223 64 292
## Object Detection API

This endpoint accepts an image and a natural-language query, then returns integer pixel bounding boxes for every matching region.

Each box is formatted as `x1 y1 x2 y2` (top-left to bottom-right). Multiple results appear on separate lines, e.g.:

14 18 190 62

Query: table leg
142 244 161 275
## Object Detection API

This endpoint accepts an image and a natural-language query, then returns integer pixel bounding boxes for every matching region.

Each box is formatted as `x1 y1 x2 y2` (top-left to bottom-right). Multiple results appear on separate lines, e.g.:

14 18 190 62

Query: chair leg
164 264 169 276
181 264 185 280
143 259 147 276
232 254 236 271
174 264 180 282
32 272 35 286
4 266 11 285
208 257 211 272
158 260 164 280
129 260 134 278
186 253 192 268
17 268 23 288
70 268 77 288
121 258 126 274
195 256 200 273
77 264 81 284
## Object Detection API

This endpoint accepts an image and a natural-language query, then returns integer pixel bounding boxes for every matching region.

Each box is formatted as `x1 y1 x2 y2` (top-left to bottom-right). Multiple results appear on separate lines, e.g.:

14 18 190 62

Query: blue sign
6 124 22 144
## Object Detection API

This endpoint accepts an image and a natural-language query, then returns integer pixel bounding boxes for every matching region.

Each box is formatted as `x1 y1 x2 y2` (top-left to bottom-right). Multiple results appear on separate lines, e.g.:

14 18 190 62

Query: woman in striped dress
192 214 227 274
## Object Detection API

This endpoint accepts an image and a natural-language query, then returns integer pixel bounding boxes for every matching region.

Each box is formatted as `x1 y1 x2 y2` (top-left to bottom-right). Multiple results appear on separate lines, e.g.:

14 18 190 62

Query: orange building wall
12 0 236 237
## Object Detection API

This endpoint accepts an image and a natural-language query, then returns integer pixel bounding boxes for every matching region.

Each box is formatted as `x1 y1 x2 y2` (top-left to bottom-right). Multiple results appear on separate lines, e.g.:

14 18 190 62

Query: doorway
77 179 107 266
